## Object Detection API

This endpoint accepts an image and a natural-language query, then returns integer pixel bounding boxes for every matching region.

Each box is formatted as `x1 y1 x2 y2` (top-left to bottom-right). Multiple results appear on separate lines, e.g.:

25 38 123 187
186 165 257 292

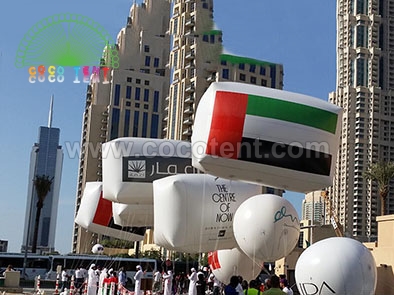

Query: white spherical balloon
295 237 376 295
92 243 104 254
208 248 261 284
233 194 300 262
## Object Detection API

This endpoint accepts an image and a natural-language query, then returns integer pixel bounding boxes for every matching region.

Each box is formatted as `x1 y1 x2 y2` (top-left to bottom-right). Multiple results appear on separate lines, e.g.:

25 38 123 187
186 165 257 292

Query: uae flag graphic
205 91 339 176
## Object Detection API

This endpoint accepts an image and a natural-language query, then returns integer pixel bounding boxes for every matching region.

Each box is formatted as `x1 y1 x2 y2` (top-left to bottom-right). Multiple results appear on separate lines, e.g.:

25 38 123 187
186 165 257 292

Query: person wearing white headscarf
98 267 108 295
88 264 99 295
134 265 144 295
162 270 173 295
188 268 197 295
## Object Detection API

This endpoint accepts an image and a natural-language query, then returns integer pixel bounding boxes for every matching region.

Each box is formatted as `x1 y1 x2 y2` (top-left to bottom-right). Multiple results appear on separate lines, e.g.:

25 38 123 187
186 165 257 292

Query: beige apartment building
328 0 394 241
72 0 171 253
72 0 285 253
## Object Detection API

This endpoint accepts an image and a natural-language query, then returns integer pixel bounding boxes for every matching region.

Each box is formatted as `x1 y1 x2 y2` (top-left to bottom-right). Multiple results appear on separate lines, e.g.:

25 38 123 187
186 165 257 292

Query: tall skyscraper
165 0 284 141
329 0 394 240
72 0 171 253
22 96 63 254
302 192 325 224
73 0 285 253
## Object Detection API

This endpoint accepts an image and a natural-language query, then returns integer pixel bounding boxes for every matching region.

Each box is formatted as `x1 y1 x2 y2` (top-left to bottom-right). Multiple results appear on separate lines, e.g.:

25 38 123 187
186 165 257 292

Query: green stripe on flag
246 95 338 134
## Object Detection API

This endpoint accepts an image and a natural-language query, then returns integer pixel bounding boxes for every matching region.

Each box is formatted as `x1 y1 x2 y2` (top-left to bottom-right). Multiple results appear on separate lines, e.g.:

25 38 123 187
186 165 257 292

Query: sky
0 0 336 254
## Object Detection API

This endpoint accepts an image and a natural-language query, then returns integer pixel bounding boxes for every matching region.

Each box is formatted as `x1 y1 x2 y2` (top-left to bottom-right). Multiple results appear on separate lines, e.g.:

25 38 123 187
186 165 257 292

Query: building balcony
184 106 194 114
163 116 168 122
185 84 195 93
183 128 192 136
185 18 195 27
101 118 108 123
183 118 193 125
185 62 194 69
185 51 195 60
184 95 194 104
165 96 170 101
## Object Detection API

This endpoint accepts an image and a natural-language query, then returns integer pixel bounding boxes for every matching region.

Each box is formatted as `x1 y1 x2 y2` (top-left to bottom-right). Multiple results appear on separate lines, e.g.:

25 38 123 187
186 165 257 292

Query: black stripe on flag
238 137 332 176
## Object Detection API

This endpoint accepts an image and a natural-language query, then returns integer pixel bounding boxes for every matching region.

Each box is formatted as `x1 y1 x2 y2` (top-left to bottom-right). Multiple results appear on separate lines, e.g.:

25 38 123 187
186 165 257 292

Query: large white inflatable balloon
92 243 104 254
102 138 198 204
191 82 342 193
112 203 153 227
208 248 261 284
153 174 262 253
295 237 376 295
74 182 145 241
233 194 300 263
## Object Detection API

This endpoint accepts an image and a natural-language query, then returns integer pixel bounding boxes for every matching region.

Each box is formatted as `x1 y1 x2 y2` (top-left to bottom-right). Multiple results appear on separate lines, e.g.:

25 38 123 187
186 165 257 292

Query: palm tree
31 174 54 253
364 161 394 216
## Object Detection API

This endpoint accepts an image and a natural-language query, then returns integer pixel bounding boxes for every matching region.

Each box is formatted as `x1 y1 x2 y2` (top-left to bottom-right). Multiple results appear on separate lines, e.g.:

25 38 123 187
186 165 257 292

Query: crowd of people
59 264 133 295
152 267 294 295
57 263 293 295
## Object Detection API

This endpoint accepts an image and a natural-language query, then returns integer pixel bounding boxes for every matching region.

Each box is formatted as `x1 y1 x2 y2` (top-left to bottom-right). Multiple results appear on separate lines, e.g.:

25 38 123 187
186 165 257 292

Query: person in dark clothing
225 276 239 295
196 273 206 295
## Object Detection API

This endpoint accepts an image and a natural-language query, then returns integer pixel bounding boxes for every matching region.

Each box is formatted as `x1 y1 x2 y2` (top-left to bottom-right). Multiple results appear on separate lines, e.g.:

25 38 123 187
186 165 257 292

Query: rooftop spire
48 95 54 128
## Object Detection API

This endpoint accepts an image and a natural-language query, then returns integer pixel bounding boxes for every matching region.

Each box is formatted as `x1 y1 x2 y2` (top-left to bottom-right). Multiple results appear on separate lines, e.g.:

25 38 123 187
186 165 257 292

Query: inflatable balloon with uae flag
191 82 342 193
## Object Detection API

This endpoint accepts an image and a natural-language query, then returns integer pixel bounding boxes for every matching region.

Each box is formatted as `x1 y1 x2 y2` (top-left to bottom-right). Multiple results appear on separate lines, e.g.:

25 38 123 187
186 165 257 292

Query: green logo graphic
15 13 119 68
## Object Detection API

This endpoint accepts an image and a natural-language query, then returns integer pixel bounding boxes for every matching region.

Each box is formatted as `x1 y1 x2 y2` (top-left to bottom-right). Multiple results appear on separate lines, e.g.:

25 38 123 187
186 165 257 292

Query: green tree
32 175 53 253
364 161 394 216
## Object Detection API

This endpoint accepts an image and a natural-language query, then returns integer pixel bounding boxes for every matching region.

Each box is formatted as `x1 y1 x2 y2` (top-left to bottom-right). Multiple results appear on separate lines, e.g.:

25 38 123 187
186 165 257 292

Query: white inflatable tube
102 138 197 204
75 182 145 241
112 203 154 227
153 174 262 253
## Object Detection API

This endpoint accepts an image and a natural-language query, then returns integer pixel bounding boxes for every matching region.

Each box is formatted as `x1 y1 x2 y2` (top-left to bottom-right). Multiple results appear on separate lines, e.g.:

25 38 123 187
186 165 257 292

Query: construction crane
321 190 344 237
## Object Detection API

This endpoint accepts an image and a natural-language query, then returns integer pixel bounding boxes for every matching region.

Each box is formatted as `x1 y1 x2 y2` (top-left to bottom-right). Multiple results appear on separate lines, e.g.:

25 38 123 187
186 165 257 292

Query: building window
203 35 209 42
261 79 267 86
249 64 256 73
153 91 159 112
136 79 141 84
126 86 132 99
260 66 266 75
135 87 141 100
124 110 130 137
142 112 148 137
250 76 257 84
127 77 132 83
144 45 150 53
221 60 227 66
135 103 140 108
114 84 121 106
154 57 159 68
239 63 245 70
210 35 215 44
144 104 149 110
126 101 131 107
144 89 149 102
202 2 208 9
110 108 120 140
222 68 229 79
133 111 139 137
144 80 150 86
239 73 246 81
151 114 159 138
145 56 151 67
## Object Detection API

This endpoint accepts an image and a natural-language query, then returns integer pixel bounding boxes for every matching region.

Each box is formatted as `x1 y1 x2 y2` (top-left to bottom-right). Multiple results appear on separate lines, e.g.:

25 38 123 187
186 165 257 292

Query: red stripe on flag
208 251 221 270
92 192 113 226
206 91 248 159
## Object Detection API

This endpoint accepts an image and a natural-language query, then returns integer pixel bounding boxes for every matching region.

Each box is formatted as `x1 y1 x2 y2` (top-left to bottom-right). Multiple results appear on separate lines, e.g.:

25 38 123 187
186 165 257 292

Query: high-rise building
329 0 394 240
22 96 63 254
302 191 325 224
73 0 285 253
165 0 284 141
72 0 171 253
